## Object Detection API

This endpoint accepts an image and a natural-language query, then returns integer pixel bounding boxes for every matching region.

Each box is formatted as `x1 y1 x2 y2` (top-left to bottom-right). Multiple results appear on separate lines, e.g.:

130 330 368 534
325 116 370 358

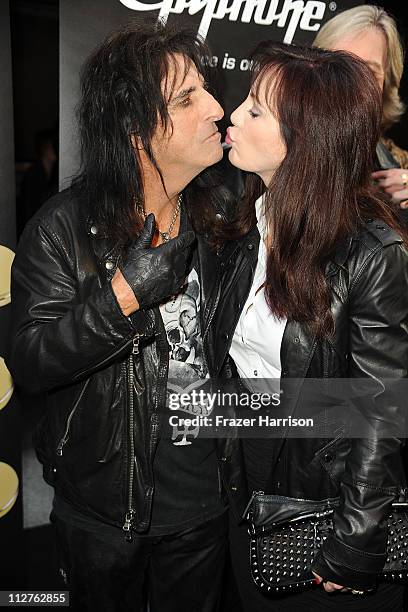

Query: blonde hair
313 5 405 130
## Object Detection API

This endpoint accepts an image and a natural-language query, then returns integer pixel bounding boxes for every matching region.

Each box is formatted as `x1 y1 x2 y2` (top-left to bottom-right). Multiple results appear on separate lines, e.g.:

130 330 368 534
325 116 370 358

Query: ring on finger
401 173 408 187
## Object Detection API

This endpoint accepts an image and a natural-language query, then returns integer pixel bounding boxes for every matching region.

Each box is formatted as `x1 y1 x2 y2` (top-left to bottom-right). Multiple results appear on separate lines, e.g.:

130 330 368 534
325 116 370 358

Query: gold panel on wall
0 245 15 307
0 462 19 519
0 357 14 411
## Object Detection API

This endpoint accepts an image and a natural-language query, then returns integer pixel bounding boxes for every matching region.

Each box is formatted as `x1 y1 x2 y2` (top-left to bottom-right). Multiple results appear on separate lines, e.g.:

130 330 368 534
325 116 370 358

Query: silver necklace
137 194 182 242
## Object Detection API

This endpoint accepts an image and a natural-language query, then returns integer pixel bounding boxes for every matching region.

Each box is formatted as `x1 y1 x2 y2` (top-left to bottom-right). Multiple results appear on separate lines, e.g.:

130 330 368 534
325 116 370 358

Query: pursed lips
225 127 235 145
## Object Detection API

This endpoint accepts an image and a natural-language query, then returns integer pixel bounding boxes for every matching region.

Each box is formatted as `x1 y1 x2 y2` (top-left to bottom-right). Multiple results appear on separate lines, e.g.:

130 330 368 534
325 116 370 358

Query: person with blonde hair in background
314 5 408 215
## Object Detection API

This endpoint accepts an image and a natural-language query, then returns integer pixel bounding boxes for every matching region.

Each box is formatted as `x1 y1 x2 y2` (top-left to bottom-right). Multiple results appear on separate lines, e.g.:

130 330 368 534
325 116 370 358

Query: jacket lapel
264 321 317 468
86 216 121 283
269 240 352 469
196 236 222 325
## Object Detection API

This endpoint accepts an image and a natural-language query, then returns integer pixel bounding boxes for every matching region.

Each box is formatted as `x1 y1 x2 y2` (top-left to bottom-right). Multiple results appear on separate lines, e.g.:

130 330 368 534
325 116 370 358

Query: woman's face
226 78 286 186
331 27 387 90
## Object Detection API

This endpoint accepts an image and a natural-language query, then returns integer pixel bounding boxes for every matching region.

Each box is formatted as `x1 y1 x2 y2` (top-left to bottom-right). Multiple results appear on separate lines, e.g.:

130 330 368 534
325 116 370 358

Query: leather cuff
311 535 386 590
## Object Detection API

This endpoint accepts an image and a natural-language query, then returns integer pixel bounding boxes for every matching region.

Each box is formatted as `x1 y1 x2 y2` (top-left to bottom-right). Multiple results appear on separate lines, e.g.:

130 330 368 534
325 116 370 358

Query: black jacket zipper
122 333 143 542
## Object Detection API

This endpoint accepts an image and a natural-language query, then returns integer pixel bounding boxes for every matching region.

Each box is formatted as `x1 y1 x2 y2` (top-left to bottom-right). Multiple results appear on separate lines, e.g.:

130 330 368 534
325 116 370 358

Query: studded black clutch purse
246 492 408 595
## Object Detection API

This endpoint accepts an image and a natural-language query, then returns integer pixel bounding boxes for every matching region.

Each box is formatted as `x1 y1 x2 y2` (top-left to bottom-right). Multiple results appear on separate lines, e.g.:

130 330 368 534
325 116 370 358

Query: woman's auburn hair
225 42 407 338
313 5 405 131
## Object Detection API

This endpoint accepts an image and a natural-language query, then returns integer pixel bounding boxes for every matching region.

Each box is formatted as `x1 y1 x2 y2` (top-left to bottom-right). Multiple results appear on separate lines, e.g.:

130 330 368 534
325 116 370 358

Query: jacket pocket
315 430 348 480
56 379 90 457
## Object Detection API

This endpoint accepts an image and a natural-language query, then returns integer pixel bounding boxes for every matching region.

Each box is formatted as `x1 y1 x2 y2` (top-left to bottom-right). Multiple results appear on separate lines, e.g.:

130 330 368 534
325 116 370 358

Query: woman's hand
371 168 408 207
312 572 345 593
312 572 368 595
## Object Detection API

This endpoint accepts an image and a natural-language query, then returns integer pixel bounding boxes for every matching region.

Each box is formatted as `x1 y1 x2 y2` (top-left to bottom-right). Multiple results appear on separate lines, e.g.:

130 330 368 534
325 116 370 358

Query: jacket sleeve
312 240 408 589
6 218 153 394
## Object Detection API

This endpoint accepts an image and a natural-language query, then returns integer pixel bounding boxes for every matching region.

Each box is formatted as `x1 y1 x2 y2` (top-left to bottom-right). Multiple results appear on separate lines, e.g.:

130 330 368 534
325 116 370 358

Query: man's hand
371 168 408 208
117 214 195 313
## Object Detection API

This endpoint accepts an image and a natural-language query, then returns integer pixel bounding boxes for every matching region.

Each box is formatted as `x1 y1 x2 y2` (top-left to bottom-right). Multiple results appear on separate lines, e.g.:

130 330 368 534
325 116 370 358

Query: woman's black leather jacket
205 216 408 589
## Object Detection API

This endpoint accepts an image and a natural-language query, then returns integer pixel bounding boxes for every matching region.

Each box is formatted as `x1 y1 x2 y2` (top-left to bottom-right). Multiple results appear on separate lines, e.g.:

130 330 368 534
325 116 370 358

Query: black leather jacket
6 188 246 535
206 218 408 589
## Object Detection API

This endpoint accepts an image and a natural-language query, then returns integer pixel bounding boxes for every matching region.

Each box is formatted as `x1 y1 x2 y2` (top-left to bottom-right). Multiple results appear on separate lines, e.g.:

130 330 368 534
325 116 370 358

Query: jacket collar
86 200 194 266
326 236 353 277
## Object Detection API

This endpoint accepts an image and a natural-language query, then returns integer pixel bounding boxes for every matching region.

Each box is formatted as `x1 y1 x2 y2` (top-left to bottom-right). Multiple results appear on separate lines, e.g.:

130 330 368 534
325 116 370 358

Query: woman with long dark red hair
210 42 408 610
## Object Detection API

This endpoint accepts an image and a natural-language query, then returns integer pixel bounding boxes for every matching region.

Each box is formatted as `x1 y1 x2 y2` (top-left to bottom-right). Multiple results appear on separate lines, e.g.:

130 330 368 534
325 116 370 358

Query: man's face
150 54 224 185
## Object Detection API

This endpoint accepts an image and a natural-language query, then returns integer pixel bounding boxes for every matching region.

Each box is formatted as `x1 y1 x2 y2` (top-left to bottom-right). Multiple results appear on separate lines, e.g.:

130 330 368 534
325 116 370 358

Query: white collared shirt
229 195 287 387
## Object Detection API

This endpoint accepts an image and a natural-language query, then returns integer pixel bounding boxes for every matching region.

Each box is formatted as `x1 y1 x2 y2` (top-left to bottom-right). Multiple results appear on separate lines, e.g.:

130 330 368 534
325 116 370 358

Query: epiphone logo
119 0 335 43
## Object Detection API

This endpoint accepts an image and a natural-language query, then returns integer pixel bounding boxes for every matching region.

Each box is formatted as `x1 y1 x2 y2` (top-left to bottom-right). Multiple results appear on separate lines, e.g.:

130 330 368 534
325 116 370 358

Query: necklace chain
136 194 182 242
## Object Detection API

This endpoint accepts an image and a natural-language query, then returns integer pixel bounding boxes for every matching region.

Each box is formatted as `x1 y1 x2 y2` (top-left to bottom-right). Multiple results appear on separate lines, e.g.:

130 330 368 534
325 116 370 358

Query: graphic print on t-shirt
160 268 211 446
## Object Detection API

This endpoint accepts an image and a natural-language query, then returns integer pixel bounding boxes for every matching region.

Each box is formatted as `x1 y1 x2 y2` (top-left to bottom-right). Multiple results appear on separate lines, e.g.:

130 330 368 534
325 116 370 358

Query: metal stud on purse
246 492 408 595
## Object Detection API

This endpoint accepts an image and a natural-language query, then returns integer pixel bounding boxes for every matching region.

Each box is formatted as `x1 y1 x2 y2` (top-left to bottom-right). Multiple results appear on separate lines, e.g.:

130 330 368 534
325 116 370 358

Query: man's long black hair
73 19 230 247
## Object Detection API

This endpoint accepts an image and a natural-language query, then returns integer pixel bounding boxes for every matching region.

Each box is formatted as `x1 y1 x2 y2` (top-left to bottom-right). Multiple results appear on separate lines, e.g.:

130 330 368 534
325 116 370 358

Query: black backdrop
0 0 22 590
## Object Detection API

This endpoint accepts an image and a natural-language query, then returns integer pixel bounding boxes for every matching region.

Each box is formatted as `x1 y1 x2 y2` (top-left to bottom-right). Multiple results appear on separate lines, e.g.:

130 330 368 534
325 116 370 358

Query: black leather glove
121 213 195 309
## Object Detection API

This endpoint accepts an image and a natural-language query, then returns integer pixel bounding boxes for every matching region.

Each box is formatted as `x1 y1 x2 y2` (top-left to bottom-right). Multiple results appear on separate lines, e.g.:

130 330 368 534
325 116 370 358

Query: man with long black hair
7 21 245 611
